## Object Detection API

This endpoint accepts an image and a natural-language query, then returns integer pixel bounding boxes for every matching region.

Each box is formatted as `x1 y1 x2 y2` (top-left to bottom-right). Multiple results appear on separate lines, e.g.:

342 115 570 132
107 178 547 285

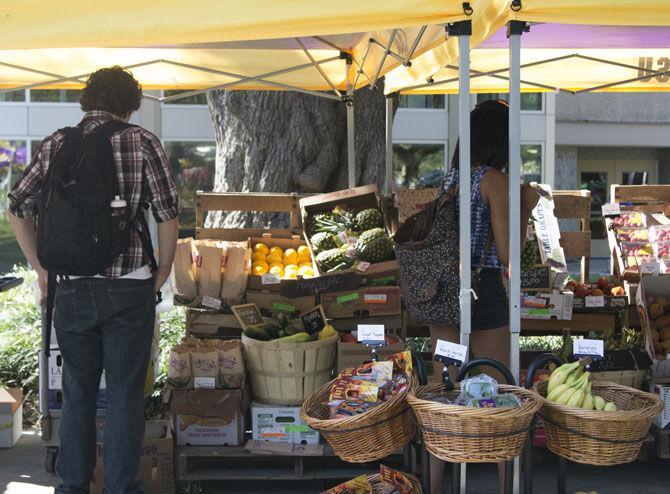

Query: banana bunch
546 361 618 411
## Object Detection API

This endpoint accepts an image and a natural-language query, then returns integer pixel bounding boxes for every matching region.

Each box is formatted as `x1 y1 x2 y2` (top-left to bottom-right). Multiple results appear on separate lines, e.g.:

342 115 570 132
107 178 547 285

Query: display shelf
520 312 617 334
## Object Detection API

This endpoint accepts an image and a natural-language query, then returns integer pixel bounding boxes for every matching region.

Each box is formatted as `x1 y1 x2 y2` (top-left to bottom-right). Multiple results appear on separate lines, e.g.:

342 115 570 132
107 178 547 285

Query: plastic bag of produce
220 241 251 305
196 240 226 297
173 238 198 298
167 345 191 388
457 374 499 402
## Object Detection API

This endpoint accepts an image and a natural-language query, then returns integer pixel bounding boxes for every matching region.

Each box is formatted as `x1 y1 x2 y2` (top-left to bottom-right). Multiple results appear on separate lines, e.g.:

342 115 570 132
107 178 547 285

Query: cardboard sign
280 271 362 297
601 203 621 217
585 295 605 308
301 305 327 335
201 295 222 311
520 266 551 291
357 325 385 343
434 340 468 365
574 339 604 359
194 377 216 389
641 258 661 275
231 304 265 329
261 273 281 285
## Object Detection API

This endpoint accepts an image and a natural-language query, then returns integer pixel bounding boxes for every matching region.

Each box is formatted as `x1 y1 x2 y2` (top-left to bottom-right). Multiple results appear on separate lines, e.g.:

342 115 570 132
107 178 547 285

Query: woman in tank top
429 100 540 494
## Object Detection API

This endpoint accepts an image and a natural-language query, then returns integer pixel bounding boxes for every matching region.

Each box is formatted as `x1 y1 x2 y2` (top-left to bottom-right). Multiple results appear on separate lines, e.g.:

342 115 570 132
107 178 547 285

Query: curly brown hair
80 66 142 118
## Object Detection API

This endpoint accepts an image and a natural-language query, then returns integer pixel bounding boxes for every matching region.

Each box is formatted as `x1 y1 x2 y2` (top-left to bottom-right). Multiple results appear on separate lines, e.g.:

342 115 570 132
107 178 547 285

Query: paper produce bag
220 241 251 306
189 349 220 382
196 240 226 297
167 345 191 389
206 339 245 389
173 238 198 299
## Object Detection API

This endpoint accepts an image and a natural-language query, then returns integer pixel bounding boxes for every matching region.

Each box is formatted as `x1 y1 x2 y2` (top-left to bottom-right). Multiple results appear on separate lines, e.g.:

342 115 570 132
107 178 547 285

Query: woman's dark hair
80 66 142 118
451 99 509 171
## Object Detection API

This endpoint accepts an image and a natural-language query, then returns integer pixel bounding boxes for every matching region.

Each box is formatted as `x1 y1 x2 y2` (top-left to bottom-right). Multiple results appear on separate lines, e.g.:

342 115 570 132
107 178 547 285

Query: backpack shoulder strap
92 120 138 140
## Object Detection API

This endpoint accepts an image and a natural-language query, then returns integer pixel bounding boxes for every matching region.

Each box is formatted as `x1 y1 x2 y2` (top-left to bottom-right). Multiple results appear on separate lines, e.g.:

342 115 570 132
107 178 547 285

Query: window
0 90 25 102
398 94 445 109
162 90 208 105
393 143 445 188
30 89 82 103
163 141 216 234
521 144 543 183
476 93 543 111
0 140 28 211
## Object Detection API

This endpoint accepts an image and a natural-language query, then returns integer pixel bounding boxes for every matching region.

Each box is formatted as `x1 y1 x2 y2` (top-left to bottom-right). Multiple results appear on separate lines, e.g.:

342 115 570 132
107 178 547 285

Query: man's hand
153 266 171 293
37 267 48 306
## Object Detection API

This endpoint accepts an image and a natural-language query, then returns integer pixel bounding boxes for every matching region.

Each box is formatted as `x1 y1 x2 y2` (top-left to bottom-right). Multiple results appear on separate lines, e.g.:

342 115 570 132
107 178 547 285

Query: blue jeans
53 277 155 494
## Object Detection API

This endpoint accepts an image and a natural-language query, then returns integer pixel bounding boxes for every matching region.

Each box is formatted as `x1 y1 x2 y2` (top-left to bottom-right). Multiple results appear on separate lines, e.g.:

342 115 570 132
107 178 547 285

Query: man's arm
7 210 48 302
154 217 179 292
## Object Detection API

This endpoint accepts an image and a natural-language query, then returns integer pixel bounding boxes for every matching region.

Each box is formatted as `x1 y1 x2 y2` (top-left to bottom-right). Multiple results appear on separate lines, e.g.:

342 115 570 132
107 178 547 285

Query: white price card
201 295 222 311
641 258 661 275
194 377 216 389
356 261 371 273
357 325 385 342
601 203 621 217
573 339 604 358
434 339 468 364
261 273 281 285
584 296 605 308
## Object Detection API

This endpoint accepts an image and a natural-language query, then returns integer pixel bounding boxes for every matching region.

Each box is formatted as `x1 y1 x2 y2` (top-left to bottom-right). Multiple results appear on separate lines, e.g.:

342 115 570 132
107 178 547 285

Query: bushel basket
408 383 543 463
242 333 337 405
300 375 415 463
534 380 663 466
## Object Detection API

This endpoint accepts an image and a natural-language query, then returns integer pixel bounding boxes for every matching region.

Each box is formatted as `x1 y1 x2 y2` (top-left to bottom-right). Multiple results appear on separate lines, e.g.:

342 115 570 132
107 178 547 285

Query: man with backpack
7 66 179 493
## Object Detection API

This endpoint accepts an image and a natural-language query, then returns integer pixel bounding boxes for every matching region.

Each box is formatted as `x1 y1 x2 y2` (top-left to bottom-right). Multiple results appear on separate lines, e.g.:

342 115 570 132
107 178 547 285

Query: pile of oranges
251 243 314 279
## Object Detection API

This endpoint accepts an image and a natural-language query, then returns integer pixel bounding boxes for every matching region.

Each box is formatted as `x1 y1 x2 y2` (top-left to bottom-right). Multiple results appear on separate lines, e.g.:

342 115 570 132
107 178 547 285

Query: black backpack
38 120 156 353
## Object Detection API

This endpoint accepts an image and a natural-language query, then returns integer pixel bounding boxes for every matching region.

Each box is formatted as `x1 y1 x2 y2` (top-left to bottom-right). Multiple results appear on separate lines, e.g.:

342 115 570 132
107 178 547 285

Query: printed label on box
364 294 387 304
585 296 605 308
337 292 359 304
262 273 281 285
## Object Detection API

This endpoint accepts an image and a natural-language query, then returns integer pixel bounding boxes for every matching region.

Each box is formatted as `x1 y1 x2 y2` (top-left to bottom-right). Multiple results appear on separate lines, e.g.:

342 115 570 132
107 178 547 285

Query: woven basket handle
525 353 564 390
457 358 516 385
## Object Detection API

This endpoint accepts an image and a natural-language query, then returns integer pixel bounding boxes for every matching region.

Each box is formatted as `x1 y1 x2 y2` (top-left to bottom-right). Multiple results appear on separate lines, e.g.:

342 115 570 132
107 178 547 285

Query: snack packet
167 345 191 388
328 400 380 419
379 465 413 494
321 474 372 494
339 361 393 384
388 351 413 376
378 375 409 401
329 378 379 403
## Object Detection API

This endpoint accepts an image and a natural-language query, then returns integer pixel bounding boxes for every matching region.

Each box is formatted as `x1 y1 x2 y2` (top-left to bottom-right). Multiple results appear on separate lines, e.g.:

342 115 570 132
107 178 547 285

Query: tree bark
206 84 392 229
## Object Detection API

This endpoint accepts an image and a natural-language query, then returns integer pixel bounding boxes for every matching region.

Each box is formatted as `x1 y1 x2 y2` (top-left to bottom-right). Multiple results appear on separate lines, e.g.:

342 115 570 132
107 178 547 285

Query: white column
544 92 556 187
458 32 472 350
385 96 394 193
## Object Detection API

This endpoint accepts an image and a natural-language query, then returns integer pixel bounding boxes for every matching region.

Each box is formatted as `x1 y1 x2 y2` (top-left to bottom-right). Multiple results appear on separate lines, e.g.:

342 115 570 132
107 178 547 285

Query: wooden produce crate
590 369 647 389
246 233 309 293
652 426 670 459
552 190 592 283
607 184 670 282
195 191 309 241
320 286 401 319
186 309 242 338
521 312 617 335
244 291 316 316
299 185 398 277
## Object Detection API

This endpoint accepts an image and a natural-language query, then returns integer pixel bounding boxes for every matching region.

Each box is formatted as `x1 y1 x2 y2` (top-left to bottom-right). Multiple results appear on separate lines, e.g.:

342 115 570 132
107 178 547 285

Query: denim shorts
472 268 509 330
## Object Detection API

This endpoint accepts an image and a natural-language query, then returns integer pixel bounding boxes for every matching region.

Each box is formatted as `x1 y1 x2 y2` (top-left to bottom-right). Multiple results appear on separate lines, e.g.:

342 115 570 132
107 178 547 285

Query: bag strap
44 272 57 357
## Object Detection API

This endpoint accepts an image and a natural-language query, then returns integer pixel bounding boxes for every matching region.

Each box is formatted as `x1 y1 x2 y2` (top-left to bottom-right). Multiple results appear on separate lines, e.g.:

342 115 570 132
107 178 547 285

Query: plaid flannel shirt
9 110 179 278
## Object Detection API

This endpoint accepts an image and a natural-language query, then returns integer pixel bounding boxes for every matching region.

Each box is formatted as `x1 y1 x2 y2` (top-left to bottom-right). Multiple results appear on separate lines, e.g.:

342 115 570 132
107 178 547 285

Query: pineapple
355 208 384 231
355 228 395 263
310 232 337 253
316 246 352 272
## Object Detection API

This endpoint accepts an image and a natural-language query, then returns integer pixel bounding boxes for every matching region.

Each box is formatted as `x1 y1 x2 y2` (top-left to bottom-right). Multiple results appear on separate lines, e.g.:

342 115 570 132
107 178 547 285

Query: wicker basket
300 375 416 463
535 380 664 466
242 333 337 405
407 383 543 463
590 369 646 389
368 472 423 493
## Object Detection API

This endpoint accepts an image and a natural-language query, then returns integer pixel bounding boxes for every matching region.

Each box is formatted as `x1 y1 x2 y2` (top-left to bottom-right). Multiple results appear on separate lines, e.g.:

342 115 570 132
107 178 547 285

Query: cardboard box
171 388 248 446
48 349 107 390
250 402 319 445
0 388 22 448
299 185 398 277
90 421 174 494
245 291 316 316
521 291 573 320
636 275 670 366
394 188 438 226
337 334 405 372
247 234 307 293
650 378 670 430
321 286 401 319
330 314 404 334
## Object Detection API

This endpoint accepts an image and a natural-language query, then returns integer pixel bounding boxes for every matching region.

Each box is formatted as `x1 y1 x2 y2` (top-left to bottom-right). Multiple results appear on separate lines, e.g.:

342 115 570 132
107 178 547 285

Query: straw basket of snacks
535 359 664 466
301 351 415 463
242 318 338 405
322 465 422 494
408 374 543 463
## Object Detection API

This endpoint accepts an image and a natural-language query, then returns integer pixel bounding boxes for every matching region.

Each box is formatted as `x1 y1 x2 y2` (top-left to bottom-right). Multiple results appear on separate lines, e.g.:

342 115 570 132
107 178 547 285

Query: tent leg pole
346 86 355 188
385 95 394 193
508 20 525 494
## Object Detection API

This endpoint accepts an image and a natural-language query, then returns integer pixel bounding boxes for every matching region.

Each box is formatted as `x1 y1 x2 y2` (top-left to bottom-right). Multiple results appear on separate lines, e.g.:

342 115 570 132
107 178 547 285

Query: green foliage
0 266 40 396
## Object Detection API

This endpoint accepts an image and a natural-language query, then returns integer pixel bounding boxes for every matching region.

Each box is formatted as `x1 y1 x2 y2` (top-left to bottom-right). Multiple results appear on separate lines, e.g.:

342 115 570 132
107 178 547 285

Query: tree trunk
206 84 392 229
